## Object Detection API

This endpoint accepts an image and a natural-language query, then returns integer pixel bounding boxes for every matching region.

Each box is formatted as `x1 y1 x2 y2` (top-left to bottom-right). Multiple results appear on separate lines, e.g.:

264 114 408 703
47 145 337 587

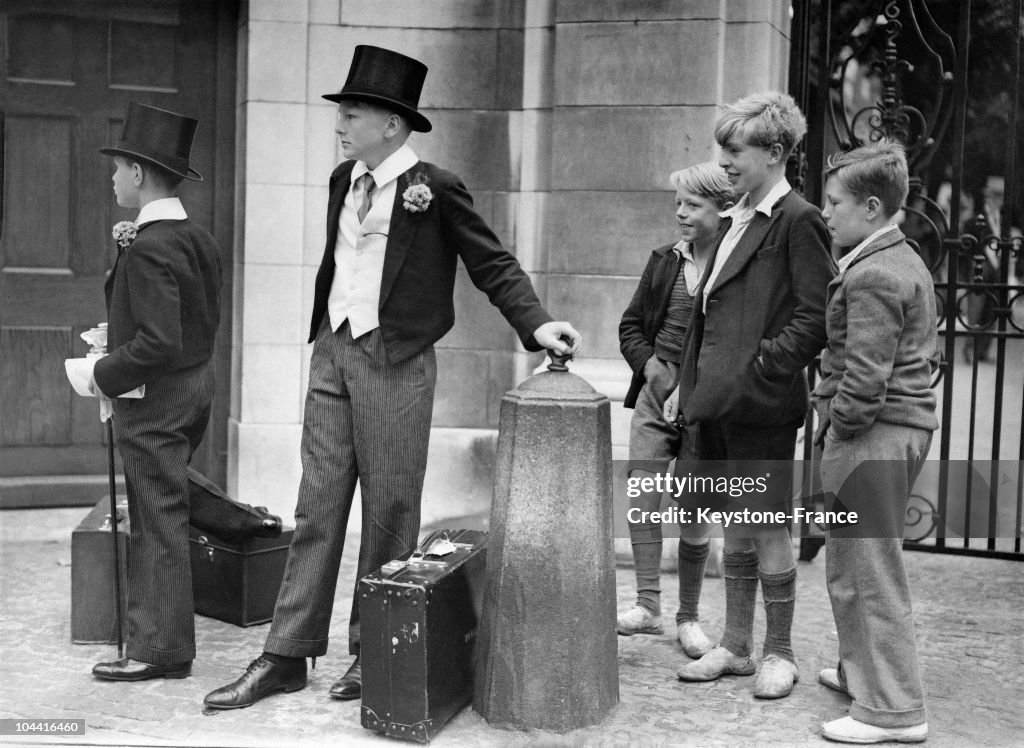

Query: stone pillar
473 358 618 731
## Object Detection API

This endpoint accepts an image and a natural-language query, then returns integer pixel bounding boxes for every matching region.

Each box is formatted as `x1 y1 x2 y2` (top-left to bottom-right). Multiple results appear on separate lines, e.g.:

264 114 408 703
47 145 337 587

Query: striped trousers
265 320 437 657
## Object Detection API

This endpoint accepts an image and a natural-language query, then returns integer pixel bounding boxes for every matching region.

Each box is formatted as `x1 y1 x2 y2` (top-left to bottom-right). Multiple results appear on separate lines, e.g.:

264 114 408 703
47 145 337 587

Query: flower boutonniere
112 221 138 250
402 172 432 214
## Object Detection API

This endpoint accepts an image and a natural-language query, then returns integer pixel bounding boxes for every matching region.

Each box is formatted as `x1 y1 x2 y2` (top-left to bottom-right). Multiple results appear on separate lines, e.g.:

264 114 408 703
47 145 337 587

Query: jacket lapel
325 167 353 250
705 203 781 297
378 167 421 308
844 227 905 269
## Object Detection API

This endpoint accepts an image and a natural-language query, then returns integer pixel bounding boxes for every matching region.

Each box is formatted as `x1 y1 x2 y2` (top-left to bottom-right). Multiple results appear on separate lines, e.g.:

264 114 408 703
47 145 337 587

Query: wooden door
0 0 237 507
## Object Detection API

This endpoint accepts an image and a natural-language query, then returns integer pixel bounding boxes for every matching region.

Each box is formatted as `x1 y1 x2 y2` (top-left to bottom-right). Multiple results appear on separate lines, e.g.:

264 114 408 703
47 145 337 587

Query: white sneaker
616 606 663 635
676 645 755 681
753 654 799 699
819 667 848 695
676 621 714 658
822 716 928 744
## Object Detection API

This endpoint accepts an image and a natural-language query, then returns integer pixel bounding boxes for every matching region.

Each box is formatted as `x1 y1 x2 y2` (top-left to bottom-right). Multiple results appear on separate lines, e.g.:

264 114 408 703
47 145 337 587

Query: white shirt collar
351 144 419 188
719 178 792 220
837 224 900 273
136 197 187 226
672 240 696 263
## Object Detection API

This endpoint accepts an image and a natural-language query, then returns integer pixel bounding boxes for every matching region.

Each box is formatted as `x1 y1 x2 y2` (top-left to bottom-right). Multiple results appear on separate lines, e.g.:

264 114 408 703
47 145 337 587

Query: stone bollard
473 352 619 731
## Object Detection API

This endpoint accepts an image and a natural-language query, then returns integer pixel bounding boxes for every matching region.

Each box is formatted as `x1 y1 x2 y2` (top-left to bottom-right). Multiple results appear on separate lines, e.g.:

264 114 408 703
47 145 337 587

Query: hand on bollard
533 321 582 355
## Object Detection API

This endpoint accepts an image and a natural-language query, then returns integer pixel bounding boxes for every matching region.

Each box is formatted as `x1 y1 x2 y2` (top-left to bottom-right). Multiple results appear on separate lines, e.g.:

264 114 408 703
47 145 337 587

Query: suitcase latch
197 535 215 562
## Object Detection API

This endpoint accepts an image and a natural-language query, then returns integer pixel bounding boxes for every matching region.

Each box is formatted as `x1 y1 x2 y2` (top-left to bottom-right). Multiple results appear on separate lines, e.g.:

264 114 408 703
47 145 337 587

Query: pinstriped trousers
265 319 436 657
113 362 214 665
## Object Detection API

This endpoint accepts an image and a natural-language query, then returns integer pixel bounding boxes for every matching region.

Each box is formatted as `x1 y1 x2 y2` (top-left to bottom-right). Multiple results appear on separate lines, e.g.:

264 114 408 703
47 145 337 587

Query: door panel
1 0 236 507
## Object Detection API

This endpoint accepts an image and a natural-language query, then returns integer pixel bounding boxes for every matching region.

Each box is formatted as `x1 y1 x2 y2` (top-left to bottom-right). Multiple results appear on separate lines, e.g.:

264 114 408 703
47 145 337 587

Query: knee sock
676 540 709 624
262 652 302 665
759 566 797 663
632 540 663 616
719 549 759 657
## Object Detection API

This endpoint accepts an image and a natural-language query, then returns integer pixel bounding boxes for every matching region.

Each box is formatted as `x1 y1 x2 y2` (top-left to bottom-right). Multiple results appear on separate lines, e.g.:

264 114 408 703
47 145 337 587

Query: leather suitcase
189 526 293 626
71 497 129 644
359 529 488 743
71 495 292 640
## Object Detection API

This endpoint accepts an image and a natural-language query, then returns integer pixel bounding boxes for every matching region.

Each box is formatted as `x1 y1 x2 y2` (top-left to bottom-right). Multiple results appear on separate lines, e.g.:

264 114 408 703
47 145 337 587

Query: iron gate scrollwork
789 0 1024 559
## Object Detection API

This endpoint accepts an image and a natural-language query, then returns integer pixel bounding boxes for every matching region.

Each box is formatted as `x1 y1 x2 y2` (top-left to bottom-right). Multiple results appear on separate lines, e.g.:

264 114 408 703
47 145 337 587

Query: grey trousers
265 320 436 658
820 421 932 728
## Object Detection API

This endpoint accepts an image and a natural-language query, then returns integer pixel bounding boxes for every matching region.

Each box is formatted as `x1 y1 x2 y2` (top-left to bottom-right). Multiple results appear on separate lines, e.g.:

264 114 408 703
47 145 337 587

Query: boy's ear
767 142 785 165
722 200 735 210
865 195 883 219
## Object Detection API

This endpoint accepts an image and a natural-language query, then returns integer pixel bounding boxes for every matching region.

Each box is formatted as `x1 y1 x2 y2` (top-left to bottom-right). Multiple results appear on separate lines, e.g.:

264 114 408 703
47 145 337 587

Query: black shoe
254 507 283 538
329 657 361 700
93 657 192 681
203 655 306 710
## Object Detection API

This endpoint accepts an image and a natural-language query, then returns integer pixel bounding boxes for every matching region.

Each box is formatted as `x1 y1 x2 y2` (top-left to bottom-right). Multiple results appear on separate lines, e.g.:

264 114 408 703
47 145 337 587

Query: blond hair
669 162 736 210
825 140 909 217
714 91 808 158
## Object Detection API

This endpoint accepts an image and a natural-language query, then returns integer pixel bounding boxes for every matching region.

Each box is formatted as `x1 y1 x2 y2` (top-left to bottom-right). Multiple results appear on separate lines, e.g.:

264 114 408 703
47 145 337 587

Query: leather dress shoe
254 507 283 538
329 657 361 700
92 657 191 681
204 655 306 710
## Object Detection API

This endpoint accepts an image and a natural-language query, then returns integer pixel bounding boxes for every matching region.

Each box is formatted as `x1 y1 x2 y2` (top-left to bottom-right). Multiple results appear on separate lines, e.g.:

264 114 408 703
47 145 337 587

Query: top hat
322 46 431 133
99 102 203 181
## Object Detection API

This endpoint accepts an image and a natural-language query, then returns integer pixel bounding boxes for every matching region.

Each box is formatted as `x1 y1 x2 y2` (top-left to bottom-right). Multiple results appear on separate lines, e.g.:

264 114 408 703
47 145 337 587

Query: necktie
357 173 375 223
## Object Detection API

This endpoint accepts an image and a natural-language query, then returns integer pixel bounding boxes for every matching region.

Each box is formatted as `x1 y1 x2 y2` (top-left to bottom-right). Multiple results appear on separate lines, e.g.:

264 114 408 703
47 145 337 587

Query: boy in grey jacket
813 140 937 744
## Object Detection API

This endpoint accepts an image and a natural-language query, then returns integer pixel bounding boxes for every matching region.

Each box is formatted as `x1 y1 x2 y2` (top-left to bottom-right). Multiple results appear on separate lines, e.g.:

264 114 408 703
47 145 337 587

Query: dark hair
824 140 909 217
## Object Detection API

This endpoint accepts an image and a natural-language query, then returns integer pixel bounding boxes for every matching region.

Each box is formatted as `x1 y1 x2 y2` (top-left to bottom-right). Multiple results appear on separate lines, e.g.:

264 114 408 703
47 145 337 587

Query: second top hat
322 45 431 133
99 102 203 181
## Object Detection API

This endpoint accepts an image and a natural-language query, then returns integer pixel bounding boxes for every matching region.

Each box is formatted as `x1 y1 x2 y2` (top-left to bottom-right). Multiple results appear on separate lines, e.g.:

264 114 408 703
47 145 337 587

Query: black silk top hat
322 45 432 133
99 102 203 181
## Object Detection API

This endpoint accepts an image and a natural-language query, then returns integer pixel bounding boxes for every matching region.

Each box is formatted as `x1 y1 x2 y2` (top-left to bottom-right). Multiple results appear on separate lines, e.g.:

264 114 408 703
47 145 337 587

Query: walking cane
83 324 124 658
105 415 125 658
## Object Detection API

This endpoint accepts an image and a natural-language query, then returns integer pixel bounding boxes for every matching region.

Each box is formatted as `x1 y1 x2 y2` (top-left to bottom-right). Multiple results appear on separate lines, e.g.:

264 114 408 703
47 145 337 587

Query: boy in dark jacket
618 162 734 658
90 103 277 681
670 91 835 699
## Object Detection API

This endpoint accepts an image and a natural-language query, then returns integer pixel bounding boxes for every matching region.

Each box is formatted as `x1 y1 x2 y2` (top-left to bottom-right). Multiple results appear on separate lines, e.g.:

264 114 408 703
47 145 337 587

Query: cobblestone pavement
1 507 1022 747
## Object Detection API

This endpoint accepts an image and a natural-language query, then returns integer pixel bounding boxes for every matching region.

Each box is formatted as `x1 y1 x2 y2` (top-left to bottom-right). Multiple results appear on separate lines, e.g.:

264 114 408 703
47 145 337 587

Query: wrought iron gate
789 0 1024 559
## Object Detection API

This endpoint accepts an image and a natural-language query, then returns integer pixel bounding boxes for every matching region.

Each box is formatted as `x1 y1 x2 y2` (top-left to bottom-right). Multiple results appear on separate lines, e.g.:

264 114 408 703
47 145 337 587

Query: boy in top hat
668 91 835 699
813 141 936 744
90 102 281 682
204 46 581 709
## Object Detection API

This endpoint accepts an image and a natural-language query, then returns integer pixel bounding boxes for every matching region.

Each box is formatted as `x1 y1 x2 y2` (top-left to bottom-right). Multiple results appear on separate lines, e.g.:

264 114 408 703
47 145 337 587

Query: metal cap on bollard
473 346 619 732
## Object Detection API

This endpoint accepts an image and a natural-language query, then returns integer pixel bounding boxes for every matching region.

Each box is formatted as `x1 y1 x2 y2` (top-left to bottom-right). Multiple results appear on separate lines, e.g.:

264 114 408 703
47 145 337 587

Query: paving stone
0 507 1022 746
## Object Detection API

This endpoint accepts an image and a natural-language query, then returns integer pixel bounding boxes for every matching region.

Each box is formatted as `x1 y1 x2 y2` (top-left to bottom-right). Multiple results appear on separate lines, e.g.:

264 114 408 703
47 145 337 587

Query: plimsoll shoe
676 645 755 681
819 667 849 695
328 656 361 700
822 716 928 744
616 606 664 636
753 654 799 699
92 657 191 681
676 621 715 658
203 655 306 710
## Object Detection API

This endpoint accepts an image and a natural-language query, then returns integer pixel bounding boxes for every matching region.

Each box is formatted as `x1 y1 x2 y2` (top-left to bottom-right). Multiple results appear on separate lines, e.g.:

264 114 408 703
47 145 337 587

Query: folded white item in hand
64 358 145 399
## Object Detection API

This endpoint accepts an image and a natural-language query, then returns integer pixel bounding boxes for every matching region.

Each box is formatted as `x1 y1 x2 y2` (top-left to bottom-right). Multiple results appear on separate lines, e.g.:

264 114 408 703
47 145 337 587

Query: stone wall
228 0 792 520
